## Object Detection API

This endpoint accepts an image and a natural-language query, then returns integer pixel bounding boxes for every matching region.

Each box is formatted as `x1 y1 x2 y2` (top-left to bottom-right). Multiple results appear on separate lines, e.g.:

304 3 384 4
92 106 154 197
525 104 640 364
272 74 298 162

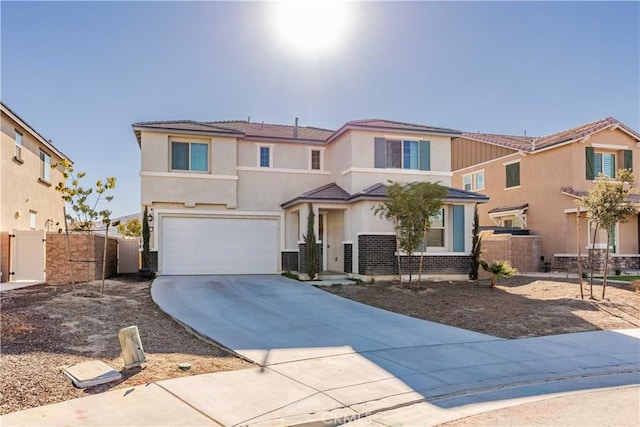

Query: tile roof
282 182 489 208
561 186 640 203
281 183 351 207
343 119 461 135
132 120 243 134
488 203 529 214
461 117 640 153
207 121 334 142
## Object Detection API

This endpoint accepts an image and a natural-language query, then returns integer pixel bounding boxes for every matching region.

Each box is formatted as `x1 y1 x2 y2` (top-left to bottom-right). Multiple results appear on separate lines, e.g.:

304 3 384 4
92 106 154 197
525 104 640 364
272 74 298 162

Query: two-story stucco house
133 118 488 278
1 102 71 282
451 117 640 270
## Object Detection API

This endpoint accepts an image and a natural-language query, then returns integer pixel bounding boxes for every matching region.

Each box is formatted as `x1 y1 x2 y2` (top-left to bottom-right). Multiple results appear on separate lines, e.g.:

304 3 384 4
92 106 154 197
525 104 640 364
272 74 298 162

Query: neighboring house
451 117 640 270
133 118 488 277
1 102 71 282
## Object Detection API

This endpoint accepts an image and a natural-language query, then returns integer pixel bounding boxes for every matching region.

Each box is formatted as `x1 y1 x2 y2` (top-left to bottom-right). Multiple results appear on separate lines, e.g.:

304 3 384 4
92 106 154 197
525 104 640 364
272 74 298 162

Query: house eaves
326 120 462 144
1 101 72 162
131 121 244 146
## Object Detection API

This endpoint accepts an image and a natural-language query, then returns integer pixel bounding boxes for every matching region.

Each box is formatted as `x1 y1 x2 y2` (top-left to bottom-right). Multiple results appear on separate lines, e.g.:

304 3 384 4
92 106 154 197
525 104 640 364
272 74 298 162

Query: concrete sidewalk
2 275 639 426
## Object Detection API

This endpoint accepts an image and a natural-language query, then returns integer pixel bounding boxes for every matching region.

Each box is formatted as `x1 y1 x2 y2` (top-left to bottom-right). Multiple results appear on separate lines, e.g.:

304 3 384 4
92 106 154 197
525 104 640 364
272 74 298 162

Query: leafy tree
142 207 151 270
304 203 318 280
53 160 116 289
480 260 517 288
117 218 142 238
577 169 637 299
374 181 446 285
469 204 482 280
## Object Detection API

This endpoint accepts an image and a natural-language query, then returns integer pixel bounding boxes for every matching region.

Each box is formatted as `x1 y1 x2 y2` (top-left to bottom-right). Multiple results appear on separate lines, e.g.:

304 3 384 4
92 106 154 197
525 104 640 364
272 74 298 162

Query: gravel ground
322 276 640 338
0 277 251 415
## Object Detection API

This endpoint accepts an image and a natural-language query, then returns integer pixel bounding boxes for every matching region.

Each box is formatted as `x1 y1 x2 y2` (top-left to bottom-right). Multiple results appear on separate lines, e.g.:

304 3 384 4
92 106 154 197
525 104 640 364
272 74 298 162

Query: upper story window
585 146 633 180
463 170 484 191
171 141 208 172
257 144 273 168
15 130 23 159
505 161 520 188
308 148 324 170
594 152 615 178
374 137 430 171
40 151 51 182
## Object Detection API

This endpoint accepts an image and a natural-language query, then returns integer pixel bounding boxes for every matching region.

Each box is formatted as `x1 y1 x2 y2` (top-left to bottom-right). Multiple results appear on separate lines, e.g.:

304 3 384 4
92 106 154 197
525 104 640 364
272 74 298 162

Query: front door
11 230 46 281
324 211 345 273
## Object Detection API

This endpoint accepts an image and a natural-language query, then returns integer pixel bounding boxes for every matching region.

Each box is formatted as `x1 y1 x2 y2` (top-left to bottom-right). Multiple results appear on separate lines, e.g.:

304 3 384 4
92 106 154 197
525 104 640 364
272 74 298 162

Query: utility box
119 326 147 369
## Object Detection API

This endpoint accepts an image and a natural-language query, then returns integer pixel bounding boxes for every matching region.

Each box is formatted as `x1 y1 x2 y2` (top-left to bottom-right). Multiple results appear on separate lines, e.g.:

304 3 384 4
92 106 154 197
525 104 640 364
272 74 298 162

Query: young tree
304 203 319 280
54 160 116 289
480 260 518 288
469 204 482 280
374 181 446 285
577 169 637 299
142 207 151 270
117 218 142 238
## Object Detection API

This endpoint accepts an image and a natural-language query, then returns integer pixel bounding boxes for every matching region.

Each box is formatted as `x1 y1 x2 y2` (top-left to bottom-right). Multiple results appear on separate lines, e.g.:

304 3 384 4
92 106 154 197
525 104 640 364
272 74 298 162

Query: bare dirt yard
0 277 251 415
322 276 640 339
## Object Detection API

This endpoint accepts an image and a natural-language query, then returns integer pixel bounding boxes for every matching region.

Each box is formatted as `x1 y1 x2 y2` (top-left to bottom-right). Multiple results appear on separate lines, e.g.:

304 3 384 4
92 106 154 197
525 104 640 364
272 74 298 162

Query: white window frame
384 139 422 170
462 169 485 191
308 147 324 171
503 158 521 190
594 151 616 179
169 139 210 173
411 207 447 254
40 151 51 182
256 143 274 168
29 211 37 230
587 221 618 253
15 129 23 159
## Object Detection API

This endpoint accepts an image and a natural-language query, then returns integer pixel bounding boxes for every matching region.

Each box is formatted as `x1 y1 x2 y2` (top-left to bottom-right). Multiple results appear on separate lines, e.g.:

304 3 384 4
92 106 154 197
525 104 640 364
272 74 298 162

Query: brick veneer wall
358 234 471 275
555 251 640 272
281 251 299 272
480 233 542 274
298 243 322 274
149 251 158 272
0 233 9 283
344 243 352 273
46 233 117 284
358 235 398 275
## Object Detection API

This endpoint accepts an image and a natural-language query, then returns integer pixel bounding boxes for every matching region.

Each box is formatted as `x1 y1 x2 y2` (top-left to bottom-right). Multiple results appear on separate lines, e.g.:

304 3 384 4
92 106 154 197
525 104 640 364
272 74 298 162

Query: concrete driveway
147 275 640 425
4 275 638 426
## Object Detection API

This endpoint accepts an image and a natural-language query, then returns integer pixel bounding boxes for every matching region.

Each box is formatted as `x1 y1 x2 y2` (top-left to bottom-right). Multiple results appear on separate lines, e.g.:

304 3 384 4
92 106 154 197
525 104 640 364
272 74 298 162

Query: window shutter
419 140 430 171
585 146 595 180
374 137 386 168
506 163 520 188
624 150 633 170
453 205 465 252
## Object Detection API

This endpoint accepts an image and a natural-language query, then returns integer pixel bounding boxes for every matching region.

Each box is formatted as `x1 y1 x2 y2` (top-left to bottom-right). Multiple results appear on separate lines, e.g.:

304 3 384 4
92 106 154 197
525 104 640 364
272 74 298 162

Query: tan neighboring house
452 117 640 271
133 118 489 278
1 102 70 282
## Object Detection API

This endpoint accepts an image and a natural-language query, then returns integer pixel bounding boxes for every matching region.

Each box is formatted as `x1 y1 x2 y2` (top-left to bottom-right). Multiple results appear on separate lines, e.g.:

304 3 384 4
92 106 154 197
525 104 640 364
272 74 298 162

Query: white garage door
161 216 278 275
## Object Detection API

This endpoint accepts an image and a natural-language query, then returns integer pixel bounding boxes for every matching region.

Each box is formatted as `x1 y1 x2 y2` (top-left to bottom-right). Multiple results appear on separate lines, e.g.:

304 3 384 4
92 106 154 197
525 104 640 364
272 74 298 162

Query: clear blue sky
2 1 638 217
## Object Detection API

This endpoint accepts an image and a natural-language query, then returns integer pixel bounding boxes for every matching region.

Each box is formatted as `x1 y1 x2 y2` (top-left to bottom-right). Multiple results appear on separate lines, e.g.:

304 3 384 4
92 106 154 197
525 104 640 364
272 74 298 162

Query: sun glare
273 1 350 56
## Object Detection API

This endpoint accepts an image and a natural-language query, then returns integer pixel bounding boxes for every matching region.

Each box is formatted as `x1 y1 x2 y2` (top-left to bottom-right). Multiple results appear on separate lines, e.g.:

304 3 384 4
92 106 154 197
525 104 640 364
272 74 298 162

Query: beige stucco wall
331 130 453 194
1 112 66 233
452 128 640 262
140 130 239 207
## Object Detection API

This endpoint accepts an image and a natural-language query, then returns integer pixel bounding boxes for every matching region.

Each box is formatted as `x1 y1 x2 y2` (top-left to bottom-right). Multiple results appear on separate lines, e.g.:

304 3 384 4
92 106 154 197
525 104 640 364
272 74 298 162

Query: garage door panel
161 217 278 275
